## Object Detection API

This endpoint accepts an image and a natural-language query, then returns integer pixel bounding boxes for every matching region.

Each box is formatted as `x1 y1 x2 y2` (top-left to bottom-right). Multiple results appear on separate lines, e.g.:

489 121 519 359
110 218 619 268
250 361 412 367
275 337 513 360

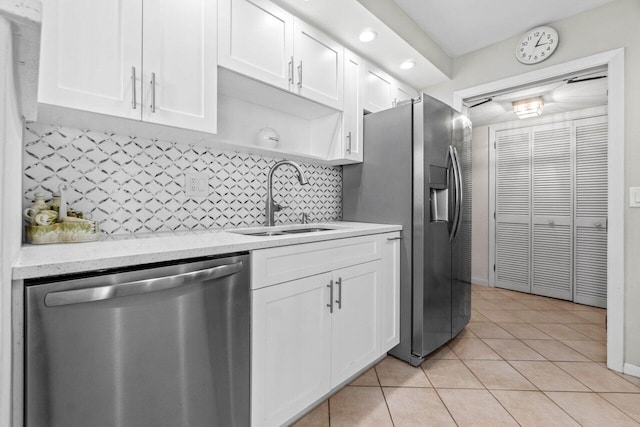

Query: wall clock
516 26 558 64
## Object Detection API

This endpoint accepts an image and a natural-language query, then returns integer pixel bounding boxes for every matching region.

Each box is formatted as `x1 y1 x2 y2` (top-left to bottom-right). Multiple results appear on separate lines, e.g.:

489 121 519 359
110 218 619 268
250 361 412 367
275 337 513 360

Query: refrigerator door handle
451 146 464 242
448 146 460 242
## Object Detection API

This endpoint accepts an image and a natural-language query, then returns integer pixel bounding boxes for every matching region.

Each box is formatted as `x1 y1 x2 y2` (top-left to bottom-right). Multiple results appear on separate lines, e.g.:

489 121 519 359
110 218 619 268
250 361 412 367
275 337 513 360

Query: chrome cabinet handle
346 131 352 154
150 72 156 113
594 221 602 228
336 277 342 309
297 61 303 89
387 236 402 241
131 66 137 109
327 279 334 313
288 56 294 85
44 261 244 307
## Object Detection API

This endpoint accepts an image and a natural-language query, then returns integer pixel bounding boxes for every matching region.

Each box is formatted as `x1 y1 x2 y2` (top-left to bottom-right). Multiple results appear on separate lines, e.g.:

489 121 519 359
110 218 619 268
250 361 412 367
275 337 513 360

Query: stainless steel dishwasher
25 253 250 427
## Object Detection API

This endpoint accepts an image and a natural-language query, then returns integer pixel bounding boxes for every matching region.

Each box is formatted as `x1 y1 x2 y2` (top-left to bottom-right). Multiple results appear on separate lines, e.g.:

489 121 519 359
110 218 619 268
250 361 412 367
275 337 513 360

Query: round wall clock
516 26 559 64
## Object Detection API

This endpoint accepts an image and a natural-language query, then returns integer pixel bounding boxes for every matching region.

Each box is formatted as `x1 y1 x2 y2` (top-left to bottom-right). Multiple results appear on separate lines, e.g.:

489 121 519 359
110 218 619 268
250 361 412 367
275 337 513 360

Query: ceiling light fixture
359 29 377 43
399 60 416 70
513 97 544 119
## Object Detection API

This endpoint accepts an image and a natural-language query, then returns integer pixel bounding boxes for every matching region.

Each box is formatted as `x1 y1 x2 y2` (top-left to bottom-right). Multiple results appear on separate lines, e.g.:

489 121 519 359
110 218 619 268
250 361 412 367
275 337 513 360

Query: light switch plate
185 172 209 197
630 187 640 207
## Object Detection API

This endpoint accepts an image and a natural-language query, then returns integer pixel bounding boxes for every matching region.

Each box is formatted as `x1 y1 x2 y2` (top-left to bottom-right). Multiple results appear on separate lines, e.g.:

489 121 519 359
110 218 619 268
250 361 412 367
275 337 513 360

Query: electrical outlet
185 172 209 197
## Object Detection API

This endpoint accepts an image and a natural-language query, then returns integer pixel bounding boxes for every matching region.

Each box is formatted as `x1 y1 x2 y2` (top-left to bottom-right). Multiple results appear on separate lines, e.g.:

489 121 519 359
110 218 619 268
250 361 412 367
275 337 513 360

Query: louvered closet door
574 117 608 308
531 124 573 300
495 128 531 293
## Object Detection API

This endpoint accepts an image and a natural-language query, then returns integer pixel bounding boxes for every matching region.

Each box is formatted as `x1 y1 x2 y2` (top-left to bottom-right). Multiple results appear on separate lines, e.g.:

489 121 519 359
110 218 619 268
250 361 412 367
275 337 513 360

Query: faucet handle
302 212 309 224
274 203 287 212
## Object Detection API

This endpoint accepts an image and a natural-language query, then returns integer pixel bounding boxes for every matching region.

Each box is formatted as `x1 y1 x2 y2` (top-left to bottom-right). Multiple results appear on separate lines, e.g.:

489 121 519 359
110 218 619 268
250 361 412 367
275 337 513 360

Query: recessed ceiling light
359 29 377 43
400 60 416 70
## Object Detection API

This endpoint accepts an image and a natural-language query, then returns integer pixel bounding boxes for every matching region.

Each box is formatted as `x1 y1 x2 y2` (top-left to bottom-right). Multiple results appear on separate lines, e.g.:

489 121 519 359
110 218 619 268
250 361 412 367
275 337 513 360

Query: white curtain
0 14 24 425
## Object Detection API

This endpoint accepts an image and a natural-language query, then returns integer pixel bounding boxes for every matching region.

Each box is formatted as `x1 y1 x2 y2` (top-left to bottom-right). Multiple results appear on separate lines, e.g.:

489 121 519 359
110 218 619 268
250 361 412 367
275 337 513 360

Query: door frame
453 48 625 372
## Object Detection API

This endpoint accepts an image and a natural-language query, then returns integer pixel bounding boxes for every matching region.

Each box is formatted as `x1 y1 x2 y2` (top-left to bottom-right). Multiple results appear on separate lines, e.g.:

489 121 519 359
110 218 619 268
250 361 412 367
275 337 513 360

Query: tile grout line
596 392 640 423
502 354 586 426
430 387 461 427
374 364 396 427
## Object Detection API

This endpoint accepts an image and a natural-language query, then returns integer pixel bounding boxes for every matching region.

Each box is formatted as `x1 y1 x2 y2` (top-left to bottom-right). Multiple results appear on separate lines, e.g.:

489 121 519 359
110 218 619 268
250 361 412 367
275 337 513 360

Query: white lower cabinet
251 232 399 426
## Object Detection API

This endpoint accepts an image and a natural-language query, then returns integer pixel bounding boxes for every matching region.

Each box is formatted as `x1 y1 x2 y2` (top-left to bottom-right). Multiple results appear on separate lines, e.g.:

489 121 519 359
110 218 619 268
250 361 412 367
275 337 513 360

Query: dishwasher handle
44 261 244 307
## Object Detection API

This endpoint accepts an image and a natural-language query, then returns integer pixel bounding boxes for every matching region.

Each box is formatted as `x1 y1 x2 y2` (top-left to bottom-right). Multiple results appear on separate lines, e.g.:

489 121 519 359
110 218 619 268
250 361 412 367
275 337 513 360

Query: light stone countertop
13 221 402 280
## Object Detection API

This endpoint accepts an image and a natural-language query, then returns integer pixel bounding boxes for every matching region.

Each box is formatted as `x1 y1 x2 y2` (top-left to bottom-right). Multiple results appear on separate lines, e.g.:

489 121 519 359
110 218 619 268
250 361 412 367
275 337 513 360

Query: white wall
0 15 26 426
471 125 489 285
424 0 640 366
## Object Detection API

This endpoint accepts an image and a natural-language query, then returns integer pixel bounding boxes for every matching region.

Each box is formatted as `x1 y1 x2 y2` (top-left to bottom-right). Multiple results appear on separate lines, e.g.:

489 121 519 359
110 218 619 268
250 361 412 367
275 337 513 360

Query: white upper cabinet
39 0 142 120
393 80 419 106
293 19 344 110
341 50 364 163
142 0 217 133
218 0 343 110
218 0 293 90
363 63 393 113
39 0 217 133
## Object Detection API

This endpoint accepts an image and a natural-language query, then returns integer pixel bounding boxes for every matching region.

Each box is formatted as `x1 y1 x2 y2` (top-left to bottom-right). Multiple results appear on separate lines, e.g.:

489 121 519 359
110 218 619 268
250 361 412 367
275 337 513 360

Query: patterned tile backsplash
23 122 342 235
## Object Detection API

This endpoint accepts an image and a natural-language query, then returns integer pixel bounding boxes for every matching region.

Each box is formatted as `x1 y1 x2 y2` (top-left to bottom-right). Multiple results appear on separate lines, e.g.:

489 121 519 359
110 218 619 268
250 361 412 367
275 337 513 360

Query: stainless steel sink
280 227 335 234
228 225 346 237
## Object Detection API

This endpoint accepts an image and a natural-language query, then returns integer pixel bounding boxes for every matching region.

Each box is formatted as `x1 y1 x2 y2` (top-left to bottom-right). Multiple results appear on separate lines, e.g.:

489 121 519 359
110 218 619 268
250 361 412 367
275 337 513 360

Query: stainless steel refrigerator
343 94 472 366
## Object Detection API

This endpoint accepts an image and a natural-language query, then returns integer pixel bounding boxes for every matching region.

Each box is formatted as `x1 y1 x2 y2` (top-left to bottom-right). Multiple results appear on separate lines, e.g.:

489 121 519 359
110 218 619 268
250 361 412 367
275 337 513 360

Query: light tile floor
293 284 640 426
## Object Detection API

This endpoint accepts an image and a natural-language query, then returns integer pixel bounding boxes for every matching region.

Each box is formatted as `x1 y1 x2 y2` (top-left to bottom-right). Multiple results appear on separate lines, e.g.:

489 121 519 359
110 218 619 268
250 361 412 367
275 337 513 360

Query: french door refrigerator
344 94 472 366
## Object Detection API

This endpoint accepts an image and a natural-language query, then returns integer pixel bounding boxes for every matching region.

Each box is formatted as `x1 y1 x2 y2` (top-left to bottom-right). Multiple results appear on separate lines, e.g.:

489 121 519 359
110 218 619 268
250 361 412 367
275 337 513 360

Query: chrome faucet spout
265 160 309 227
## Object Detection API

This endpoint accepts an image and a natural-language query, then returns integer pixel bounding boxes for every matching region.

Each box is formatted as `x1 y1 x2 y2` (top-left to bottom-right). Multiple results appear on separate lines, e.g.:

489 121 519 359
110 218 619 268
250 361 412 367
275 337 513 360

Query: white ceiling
391 0 617 57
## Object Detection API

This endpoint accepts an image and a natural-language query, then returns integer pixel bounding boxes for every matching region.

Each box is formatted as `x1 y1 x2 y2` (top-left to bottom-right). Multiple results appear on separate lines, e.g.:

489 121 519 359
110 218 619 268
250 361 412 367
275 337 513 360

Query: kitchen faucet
265 160 309 226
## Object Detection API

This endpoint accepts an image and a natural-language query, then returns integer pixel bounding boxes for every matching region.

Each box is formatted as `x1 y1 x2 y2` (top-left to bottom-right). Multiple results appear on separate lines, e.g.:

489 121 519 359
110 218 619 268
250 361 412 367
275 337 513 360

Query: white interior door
495 128 531 293
574 116 608 308
142 0 217 133
38 0 142 120
218 0 293 91
293 19 344 110
531 124 573 300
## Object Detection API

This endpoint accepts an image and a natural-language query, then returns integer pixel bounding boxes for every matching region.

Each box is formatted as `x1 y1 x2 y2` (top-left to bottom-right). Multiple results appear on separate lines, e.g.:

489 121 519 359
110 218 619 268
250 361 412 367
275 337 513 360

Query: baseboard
623 362 640 378
472 276 489 287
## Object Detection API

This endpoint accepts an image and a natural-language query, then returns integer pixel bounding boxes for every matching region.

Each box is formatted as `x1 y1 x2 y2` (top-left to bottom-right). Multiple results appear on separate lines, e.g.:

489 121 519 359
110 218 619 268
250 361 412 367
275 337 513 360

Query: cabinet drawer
252 235 382 289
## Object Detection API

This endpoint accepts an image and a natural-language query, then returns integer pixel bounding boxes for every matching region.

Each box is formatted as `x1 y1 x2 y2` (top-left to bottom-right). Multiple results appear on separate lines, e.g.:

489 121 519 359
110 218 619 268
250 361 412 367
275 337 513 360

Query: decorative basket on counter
25 221 100 244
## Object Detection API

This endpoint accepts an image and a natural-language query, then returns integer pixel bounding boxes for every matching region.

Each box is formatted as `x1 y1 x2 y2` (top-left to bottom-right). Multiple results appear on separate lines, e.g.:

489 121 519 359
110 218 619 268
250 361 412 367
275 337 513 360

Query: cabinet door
293 19 344 110
142 0 217 133
218 0 293 91
252 273 332 427
495 128 531 294
380 234 401 352
330 261 381 386
363 63 393 113
574 116 608 308
38 0 142 120
531 123 573 300
393 80 418 106
341 50 364 162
